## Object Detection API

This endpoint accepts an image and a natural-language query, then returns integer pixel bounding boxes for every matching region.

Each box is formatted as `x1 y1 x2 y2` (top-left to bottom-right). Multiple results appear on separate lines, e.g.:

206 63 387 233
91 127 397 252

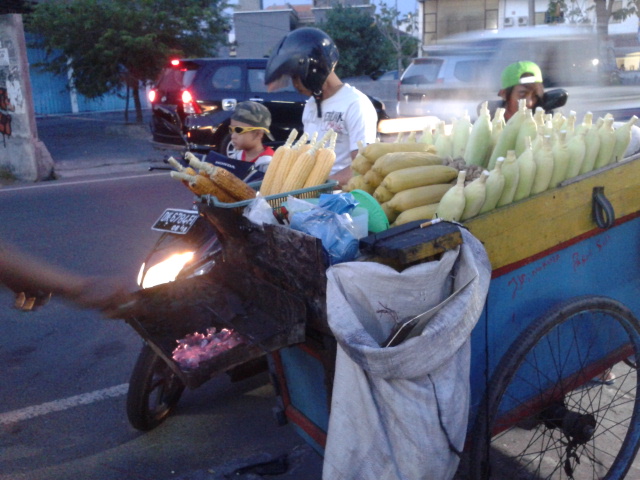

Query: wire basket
202 180 339 214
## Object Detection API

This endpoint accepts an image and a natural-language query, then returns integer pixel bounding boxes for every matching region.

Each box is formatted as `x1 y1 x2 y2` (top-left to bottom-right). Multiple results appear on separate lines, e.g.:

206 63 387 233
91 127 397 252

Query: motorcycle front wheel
127 344 185 431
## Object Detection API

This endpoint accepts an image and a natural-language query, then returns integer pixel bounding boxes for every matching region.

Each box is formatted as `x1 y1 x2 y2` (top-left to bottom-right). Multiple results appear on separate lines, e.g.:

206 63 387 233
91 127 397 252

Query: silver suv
397 53 492 119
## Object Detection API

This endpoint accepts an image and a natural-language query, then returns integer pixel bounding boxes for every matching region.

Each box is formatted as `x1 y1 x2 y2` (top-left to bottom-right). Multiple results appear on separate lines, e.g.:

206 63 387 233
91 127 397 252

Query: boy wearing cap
228 101 275 173
498 61 545 120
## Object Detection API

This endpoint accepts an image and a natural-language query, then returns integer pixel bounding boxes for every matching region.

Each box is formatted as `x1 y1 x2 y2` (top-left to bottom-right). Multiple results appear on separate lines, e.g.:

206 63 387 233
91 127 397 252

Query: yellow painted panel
464 156 640 271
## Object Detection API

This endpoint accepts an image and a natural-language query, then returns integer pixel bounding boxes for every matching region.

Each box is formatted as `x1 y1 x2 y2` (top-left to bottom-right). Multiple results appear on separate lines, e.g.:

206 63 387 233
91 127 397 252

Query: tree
319 5 395 78
373 1 419 75
547 1 638 36
26 0 230 122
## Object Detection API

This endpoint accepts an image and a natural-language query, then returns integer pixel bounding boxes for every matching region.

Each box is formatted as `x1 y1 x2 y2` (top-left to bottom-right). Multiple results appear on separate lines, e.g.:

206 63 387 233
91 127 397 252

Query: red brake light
148 89 156 103
181 90 202 114
170 59 180 66
181 90 193 103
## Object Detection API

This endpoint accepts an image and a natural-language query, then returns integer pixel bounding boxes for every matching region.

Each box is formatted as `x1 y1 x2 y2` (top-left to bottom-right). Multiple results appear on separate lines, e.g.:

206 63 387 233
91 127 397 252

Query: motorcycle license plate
152 208 199 234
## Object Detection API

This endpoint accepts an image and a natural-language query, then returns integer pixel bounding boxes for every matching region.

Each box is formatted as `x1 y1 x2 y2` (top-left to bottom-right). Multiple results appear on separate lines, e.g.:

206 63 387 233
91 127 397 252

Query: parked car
149 58 389 155
377 70 399 82
396 25 618 121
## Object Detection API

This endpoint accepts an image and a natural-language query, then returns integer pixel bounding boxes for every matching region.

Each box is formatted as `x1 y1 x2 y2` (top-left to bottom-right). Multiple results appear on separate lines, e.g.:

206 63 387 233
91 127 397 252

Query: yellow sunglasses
229 126 269 135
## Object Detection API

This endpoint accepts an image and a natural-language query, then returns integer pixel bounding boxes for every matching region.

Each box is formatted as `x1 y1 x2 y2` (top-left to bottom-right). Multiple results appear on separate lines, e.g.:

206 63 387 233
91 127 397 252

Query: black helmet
265 28 339 114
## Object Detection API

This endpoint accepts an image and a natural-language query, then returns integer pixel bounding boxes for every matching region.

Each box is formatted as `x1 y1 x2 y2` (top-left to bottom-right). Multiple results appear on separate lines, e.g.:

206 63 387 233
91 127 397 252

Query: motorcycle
126 123 267 431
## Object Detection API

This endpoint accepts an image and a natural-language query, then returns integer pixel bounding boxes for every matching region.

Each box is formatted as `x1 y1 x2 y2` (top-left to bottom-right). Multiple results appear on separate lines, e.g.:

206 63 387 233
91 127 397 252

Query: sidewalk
36 110 173 178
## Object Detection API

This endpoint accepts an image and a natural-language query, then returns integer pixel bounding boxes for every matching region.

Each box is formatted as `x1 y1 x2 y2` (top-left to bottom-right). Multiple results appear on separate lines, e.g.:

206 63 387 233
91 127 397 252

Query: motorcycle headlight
138 252 195 289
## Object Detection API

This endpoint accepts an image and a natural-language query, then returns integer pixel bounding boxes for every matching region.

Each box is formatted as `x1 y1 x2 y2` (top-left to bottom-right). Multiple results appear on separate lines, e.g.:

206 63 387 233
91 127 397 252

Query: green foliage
26 0 230 119
546 0 638 27
319 3 418 78
374 0 419 72
319 5 395 78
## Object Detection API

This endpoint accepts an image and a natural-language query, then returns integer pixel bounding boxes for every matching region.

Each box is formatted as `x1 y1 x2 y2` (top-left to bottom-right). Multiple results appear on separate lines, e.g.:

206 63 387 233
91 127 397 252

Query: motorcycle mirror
541 88 568 112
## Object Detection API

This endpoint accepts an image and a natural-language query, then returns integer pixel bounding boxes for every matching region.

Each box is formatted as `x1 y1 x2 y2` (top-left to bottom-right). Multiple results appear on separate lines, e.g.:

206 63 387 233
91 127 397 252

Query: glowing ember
172 328 246 369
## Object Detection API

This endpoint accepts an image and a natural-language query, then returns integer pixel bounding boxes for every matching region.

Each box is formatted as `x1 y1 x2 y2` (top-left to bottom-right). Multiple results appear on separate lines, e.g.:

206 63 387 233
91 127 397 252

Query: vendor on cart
265 27 378 187
0 239 130 313
498 61 545 120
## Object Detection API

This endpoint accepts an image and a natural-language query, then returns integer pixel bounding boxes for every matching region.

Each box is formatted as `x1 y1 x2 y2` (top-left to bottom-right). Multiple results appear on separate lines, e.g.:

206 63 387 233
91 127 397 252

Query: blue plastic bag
290 205 359 265
318 192 358 215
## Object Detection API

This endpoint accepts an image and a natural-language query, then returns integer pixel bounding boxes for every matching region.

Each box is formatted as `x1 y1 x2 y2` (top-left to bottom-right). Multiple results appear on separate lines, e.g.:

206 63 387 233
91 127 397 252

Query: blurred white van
397 25 617 120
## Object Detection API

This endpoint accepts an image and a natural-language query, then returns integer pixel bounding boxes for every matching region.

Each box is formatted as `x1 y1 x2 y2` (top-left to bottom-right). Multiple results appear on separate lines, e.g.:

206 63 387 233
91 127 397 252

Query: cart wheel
469 296 640 480
127 344 185 431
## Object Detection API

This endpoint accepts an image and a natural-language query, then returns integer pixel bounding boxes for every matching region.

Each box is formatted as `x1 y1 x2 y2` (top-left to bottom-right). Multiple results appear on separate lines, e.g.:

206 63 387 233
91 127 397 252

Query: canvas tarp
322 228 491 480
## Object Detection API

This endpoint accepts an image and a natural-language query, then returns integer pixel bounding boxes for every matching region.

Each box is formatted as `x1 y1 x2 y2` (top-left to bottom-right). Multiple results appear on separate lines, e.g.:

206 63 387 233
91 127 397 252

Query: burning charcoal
171 327 247 370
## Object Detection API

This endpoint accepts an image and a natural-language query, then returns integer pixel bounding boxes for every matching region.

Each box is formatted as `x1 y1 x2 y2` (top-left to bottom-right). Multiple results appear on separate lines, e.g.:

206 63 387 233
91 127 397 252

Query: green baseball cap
501 61 543 89
232 101 275 140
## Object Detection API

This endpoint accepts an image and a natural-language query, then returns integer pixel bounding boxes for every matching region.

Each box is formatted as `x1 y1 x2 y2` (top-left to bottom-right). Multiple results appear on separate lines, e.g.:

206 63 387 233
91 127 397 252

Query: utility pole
529 0 535 26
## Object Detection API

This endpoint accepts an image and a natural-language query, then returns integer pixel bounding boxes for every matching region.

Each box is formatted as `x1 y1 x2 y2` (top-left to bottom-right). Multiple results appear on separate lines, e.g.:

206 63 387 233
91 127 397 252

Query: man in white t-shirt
265 27 377 187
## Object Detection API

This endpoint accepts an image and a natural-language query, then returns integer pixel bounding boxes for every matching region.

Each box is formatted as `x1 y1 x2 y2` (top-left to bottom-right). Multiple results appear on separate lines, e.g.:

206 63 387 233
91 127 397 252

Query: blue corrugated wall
26 35 137 116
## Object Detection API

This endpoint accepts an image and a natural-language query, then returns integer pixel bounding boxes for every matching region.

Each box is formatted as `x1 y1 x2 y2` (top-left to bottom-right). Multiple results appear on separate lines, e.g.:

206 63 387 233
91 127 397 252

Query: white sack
322 228 491 480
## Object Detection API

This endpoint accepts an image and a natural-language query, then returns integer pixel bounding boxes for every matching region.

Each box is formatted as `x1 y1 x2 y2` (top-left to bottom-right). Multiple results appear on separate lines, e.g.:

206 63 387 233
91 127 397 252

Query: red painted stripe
285 404 327 448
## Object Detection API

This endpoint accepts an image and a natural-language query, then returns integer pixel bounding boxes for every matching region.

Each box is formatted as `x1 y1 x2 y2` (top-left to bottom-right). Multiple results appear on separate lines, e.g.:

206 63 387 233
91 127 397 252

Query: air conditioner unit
517 16 529 26
504 17 514 27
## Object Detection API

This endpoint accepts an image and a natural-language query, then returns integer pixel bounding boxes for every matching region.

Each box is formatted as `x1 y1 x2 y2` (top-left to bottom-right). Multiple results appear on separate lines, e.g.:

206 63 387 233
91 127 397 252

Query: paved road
5 110 637 479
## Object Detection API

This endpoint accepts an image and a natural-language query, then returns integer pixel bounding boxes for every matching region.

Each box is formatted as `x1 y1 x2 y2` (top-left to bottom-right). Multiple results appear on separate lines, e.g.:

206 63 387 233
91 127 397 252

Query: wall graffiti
0 42 20 147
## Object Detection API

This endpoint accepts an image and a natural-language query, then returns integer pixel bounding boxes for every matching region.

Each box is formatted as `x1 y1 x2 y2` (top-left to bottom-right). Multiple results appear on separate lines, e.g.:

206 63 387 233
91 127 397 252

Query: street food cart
125 148 640 479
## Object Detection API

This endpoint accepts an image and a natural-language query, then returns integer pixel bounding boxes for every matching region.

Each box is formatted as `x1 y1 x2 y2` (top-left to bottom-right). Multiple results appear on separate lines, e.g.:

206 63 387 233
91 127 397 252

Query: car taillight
148 89 157 103
182 90 202 114
170 59 180 66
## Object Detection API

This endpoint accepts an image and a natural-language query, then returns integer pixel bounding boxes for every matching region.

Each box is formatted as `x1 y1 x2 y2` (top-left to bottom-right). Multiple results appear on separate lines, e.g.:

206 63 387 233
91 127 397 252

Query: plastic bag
290 207 359 265
318 192 358 214
243 196 279 225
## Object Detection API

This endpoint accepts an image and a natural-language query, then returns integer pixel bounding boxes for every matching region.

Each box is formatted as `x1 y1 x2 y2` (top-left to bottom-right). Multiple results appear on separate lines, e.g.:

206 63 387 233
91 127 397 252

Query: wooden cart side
464 156 640 274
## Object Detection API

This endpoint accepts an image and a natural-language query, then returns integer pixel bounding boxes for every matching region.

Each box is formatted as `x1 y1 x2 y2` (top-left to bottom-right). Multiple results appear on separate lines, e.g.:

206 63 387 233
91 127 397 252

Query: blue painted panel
27 46 72 115
279 346 330 433
75 91 129 113
468 216 640 425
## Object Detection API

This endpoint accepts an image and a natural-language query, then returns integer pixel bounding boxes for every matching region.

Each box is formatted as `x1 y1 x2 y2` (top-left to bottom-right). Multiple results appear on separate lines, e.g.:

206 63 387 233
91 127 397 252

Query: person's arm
329 150 358 189
0 240 131 312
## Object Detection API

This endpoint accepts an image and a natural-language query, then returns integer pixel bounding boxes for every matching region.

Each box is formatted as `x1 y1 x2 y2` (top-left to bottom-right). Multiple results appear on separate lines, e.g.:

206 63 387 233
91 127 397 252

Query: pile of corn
342 138 456 226
260 129 337 196
429 100 637 222
345 100 638 226
168 128 338 203
169 152 257 202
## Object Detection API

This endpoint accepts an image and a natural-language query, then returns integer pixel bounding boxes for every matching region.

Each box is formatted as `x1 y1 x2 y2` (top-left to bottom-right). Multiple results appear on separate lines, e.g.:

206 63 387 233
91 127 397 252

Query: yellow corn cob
435 170 466 222
373 185 394 204
387 183 453 213
280 142 321 192
169 171 235 202
343 174 373 194
303 130 337 188
392 203 440 226
268 133 310 194
381 202 399 224
352 152 374 175
372 151 443 177
208 165 257 201
296 131 318 157
381 165 458 193
184 152 210 173
260 129 298 196
362 141 433 162
363 169 384 189
167 156 197 176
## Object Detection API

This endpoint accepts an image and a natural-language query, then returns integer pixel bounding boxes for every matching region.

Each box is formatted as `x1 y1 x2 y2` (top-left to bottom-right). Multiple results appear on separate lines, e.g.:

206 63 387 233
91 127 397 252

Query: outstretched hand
63 276 138 318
